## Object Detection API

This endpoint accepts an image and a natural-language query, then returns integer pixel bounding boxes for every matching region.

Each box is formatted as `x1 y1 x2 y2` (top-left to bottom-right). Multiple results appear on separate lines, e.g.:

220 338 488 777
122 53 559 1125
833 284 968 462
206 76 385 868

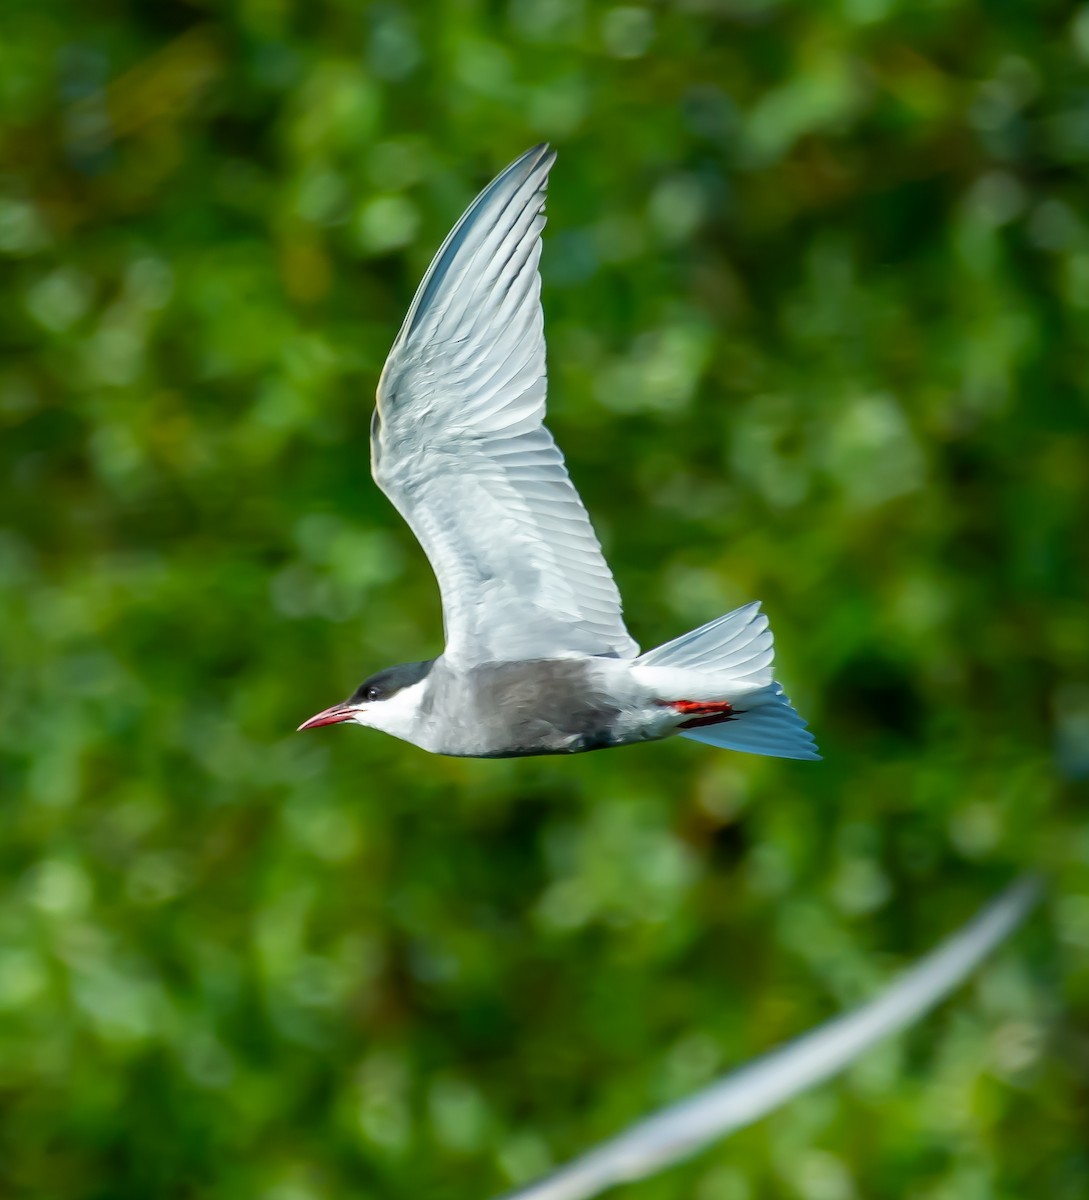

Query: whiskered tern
299 145 819 761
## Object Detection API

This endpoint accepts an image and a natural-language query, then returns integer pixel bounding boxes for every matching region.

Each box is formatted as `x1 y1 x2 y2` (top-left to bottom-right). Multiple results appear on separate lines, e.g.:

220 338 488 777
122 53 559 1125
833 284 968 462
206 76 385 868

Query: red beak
297 703 356 732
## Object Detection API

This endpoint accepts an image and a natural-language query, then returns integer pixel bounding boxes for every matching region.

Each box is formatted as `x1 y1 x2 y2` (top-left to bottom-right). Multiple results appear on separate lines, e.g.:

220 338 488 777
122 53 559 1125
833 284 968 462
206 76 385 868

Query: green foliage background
1 1 1087 1196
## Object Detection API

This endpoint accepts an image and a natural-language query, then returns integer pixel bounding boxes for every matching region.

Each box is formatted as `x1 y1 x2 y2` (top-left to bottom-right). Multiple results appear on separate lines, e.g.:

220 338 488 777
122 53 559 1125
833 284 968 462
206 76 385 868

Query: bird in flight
298 145 818 761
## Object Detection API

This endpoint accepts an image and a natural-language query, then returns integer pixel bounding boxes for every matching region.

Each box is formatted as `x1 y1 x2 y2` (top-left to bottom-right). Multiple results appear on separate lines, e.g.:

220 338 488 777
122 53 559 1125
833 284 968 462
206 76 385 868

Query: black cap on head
350 659 434 705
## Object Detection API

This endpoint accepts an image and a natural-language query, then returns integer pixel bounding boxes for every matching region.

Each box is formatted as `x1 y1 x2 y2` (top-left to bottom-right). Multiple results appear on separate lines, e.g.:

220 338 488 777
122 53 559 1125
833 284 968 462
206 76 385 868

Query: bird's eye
365 686 381 702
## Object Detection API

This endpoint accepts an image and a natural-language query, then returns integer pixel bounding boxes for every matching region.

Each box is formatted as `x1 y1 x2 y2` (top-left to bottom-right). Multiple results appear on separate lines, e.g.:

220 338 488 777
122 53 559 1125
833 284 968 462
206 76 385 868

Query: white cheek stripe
353 678 430 743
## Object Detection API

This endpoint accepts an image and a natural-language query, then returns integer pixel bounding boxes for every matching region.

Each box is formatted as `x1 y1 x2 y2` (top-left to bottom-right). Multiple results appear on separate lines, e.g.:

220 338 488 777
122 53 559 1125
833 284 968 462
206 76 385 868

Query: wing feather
372 145 638 664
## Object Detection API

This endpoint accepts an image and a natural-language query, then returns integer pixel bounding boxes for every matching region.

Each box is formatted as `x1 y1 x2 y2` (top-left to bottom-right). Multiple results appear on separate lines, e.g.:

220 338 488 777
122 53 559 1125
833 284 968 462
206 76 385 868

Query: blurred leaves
1 1 1087 1198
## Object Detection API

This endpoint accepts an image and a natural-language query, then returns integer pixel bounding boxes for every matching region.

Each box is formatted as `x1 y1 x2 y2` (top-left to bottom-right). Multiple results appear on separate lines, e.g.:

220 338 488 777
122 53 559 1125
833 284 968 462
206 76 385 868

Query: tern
298 144 819 761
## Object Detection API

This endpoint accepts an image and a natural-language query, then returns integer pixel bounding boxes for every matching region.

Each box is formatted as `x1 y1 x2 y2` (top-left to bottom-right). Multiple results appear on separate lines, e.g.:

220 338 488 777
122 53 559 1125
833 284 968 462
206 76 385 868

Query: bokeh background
2 1 1088 1197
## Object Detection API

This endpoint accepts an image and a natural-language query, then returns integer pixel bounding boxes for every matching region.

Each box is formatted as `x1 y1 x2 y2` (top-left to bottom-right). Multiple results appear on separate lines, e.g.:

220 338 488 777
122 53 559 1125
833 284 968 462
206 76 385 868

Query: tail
636 602 820 761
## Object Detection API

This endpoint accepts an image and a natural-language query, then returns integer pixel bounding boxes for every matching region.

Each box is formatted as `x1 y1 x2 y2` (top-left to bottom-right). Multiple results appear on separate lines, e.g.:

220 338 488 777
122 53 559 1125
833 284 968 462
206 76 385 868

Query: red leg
666 700 737 730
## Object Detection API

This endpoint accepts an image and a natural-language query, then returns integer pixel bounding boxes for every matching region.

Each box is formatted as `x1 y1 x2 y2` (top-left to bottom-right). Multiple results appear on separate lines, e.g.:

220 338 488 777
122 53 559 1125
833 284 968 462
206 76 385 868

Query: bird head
297 659 435 740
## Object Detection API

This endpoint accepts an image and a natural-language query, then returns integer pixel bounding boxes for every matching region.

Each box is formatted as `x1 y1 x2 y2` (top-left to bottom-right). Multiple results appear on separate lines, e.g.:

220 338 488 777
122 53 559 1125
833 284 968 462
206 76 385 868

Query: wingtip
513 141 557 181
500 142 555 178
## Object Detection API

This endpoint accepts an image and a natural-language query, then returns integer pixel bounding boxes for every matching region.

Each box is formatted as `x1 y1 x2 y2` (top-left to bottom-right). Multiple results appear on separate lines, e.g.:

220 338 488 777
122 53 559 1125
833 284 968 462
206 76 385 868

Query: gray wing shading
494 876 1041 1200
372 144 639 665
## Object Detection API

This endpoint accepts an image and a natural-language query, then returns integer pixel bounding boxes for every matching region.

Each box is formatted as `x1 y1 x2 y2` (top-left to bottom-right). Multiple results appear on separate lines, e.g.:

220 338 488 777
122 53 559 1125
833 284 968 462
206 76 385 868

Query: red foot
667 699 737 730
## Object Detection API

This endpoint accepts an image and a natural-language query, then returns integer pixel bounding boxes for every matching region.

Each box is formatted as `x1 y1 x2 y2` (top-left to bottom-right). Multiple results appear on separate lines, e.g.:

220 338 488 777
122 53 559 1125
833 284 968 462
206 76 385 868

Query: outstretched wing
497 877 1041 1200
371 144 639 665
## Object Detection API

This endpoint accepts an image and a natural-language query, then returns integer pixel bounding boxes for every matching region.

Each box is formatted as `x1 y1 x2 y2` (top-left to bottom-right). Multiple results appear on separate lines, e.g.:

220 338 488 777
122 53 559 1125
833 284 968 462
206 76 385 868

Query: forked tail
636 602 820 761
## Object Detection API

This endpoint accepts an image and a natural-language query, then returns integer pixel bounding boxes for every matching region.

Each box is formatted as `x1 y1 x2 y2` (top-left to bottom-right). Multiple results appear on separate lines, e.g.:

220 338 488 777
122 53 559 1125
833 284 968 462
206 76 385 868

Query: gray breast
430 658 625 757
